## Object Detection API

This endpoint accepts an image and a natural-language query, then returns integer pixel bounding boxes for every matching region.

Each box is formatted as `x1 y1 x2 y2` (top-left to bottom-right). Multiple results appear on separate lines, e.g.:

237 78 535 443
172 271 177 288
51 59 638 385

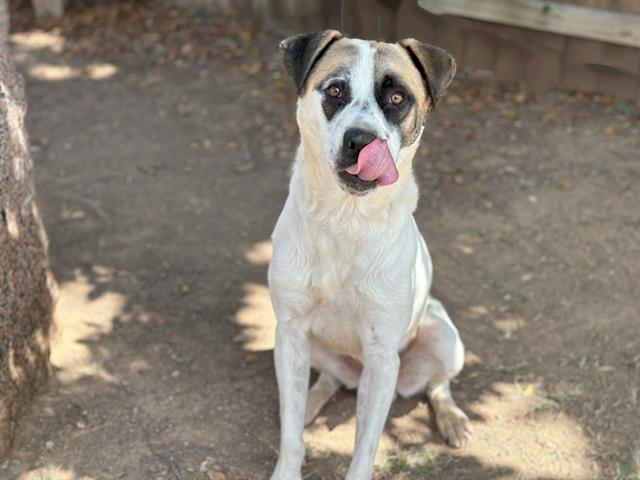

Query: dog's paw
434 403 472 448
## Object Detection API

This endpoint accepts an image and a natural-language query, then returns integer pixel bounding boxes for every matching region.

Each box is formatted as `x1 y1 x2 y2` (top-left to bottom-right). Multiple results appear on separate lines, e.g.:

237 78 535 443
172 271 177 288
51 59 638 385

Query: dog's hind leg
397 297 471 448
428 376 471 448
305 341 363 425
305 371 341 425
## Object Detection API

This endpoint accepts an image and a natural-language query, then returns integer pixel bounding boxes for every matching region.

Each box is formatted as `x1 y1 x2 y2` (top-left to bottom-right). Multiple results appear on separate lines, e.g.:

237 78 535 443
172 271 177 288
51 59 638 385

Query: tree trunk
0 1 56 458
0 0 8 52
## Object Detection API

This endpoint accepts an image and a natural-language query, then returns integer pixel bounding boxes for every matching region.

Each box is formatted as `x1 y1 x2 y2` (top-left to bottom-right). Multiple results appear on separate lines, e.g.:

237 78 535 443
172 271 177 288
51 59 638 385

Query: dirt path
3 3 640 479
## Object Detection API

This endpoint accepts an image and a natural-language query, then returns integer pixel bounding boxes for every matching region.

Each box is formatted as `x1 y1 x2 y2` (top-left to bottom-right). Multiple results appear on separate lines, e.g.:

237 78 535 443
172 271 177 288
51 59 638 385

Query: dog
268 30 471 480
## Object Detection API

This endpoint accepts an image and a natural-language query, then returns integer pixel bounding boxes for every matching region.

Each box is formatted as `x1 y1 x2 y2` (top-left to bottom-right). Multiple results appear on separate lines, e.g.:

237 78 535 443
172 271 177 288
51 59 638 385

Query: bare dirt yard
3 2 640 479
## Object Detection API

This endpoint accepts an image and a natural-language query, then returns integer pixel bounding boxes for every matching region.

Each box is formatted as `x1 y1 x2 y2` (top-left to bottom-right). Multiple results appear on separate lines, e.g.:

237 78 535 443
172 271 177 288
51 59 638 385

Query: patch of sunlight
27 64 76 81
456 382 599 479
10 30 65 53
19 465 94 480
234 282 275 351
245 239 272 265
306 413 396 467
464 349 483 366
304 381 598 479
388 402 432 446
52 270 126 383
85 63 118 80
27 62 118 81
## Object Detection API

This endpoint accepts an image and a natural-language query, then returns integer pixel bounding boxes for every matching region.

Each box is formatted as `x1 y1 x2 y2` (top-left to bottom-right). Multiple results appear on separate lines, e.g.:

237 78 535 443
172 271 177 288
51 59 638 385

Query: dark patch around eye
319 78 351 121
375 74 413 126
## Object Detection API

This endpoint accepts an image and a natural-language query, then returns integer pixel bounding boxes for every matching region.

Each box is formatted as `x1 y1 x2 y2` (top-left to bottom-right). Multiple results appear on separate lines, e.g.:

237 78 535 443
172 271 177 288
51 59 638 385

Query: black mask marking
375 74 413 126
320 78 351 121
375 74 418 146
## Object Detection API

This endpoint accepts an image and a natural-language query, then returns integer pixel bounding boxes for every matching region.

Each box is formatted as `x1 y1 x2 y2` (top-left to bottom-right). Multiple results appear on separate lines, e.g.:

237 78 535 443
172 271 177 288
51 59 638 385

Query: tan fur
302 39 359 93
304 40 431 146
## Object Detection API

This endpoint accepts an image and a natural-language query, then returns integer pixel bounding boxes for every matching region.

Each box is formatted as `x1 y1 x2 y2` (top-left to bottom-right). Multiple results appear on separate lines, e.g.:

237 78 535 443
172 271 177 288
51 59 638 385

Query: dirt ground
3 2 640 479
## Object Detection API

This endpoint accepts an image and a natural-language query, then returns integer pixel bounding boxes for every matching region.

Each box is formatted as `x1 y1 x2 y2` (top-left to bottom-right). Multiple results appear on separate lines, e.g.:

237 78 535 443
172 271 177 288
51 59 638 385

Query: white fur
269 40 469 480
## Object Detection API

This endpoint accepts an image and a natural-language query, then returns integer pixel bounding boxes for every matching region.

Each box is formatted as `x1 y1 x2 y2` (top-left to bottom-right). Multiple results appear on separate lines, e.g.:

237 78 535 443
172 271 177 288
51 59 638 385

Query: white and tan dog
269 30 471 480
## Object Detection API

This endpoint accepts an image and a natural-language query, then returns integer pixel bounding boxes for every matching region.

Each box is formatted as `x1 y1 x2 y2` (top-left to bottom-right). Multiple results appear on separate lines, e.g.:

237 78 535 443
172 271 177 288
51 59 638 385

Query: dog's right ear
399 39 456 111
279 30 343 94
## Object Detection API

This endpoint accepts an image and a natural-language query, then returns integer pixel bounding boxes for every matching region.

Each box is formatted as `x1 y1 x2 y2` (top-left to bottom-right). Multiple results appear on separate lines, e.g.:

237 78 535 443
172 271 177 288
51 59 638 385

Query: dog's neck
289 140 420 241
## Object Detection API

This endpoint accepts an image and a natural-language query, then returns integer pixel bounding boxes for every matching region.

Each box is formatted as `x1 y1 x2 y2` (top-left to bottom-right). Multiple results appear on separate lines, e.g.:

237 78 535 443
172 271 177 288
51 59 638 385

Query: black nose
342 128 376 162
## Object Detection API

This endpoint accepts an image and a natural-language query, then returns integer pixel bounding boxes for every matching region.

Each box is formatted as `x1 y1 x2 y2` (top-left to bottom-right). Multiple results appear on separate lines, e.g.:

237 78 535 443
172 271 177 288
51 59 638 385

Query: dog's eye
389 92 405 105
326 84 343 98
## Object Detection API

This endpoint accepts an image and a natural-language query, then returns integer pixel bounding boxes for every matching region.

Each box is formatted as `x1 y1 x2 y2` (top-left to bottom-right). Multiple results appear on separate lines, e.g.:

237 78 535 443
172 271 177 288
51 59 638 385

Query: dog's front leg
271 320 310 480
347 346 400 480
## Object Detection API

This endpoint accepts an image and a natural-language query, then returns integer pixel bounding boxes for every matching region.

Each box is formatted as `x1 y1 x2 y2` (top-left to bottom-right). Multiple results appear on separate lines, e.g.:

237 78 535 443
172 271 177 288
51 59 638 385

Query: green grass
525 384 584 418
614 449 640 480
381 445 442 479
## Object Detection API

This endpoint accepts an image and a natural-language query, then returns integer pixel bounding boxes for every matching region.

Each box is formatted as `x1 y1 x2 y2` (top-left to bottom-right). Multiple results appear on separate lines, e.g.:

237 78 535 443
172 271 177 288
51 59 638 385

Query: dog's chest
306 278 365 357
303 236 386 357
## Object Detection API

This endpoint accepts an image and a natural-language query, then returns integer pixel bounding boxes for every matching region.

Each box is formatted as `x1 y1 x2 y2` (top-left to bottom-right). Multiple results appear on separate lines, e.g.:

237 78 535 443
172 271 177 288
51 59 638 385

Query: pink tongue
345 139 399 186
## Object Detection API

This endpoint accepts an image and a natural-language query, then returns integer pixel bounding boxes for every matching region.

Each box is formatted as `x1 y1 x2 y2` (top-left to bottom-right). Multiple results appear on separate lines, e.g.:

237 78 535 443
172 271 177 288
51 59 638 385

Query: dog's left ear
399 39 456 111
279 30 343 94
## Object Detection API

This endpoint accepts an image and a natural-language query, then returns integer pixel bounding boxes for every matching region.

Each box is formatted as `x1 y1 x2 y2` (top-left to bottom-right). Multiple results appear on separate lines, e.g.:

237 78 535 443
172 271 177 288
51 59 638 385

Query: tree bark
0 1 56 458
0 0 8 53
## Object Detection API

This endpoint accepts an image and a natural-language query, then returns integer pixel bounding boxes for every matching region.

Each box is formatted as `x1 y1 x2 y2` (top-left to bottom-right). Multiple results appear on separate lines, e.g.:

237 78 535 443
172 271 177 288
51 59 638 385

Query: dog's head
280 30 455 195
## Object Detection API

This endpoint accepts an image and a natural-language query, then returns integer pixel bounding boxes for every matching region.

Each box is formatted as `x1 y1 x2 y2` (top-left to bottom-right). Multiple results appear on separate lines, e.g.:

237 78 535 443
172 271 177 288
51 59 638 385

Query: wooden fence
257 0 640 100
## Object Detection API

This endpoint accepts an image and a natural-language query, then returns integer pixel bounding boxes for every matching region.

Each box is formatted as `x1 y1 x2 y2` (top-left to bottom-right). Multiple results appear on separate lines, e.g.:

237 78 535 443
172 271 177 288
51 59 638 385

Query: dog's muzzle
336 128 378 194
337 128 377 170
336 128 399 194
